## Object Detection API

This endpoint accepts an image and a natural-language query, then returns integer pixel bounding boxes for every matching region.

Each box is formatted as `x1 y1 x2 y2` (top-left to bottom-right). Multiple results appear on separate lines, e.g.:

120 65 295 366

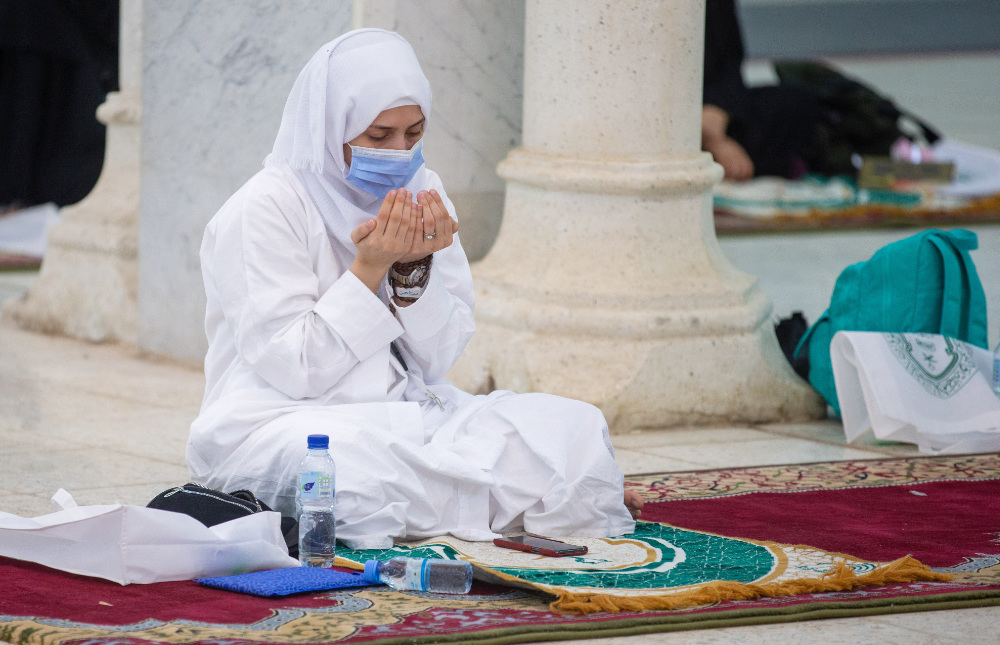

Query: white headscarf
265 29 434 253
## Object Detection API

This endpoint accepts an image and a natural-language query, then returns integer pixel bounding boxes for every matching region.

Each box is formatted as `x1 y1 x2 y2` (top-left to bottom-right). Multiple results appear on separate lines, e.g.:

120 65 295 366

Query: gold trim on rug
549 556 950 614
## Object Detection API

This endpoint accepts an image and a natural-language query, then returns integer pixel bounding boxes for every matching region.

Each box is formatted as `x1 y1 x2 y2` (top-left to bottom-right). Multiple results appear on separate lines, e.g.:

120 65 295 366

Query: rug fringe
550 555 952 615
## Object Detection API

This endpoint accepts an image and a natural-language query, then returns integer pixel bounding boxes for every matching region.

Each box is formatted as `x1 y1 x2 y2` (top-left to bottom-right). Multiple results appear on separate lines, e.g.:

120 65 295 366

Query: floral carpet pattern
626 452 1000 501
2 454 999 644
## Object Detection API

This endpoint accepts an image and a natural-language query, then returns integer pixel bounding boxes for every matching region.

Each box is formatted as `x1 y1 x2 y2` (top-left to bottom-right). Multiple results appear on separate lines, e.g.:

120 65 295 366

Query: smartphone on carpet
493 535 588 557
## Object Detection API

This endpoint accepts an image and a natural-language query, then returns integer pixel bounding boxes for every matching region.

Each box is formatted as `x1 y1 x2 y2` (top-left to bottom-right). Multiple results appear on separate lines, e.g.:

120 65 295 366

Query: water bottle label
300 472 334 501
400 558 430 591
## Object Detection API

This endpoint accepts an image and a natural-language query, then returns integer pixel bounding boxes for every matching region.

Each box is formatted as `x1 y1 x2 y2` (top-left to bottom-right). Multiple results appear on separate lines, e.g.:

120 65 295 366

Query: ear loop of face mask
345 141 425 199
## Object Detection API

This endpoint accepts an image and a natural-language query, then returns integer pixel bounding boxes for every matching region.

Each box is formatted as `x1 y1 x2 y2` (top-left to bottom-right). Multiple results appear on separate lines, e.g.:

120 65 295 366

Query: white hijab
264 29 434 253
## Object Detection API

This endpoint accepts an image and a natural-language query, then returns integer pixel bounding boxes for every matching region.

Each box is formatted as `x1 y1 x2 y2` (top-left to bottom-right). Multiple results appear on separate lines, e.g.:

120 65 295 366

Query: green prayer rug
335 518 945 614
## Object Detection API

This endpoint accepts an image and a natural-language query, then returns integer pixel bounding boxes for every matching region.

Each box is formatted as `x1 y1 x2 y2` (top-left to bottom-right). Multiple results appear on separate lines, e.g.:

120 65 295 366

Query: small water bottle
992 334 1000 399
297 434 337 567
362 557 473 594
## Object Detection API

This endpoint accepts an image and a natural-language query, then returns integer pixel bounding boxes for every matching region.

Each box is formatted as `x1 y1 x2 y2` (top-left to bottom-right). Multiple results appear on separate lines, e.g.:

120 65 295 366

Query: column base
3 216 138 344
2 95 140 344
450 293 825 433
447 148 825 432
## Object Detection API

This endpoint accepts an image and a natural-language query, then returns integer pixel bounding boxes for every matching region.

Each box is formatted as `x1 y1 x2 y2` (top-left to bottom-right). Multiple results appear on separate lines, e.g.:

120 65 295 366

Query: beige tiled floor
2 270 998 643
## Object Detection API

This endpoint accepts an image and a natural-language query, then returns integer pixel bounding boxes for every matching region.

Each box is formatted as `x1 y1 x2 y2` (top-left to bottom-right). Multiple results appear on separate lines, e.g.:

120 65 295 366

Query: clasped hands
349 188 459 295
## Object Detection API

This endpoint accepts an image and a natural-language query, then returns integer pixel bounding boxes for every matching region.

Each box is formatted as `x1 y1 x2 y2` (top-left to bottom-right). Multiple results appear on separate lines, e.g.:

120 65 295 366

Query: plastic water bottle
992 335 1000 399
362 557 473 594
297 434 337 567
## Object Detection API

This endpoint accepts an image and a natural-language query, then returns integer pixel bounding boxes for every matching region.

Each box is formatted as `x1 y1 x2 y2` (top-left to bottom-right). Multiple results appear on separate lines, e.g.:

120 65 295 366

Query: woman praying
186 29 642 550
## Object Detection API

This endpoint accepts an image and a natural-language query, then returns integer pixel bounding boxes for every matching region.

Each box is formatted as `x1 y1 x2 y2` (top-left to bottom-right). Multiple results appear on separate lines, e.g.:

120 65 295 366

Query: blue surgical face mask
345 141 425 199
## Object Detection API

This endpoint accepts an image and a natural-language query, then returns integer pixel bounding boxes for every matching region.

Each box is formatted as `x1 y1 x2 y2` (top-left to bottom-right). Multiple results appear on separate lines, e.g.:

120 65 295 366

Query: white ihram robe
186 165 635 550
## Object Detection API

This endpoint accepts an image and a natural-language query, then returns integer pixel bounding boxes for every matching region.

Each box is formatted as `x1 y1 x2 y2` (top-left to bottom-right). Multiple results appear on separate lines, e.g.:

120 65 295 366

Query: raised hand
349 189 418 293
397 189 459 264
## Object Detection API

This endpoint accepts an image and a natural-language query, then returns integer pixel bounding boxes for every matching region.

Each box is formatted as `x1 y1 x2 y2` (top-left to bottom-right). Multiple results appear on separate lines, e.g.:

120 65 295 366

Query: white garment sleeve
392 236 476 381
210 185 403 400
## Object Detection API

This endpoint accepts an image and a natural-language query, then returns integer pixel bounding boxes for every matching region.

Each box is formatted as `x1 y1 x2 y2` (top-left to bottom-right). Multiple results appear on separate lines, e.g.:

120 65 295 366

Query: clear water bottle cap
362 559 381 584
307 434 329 449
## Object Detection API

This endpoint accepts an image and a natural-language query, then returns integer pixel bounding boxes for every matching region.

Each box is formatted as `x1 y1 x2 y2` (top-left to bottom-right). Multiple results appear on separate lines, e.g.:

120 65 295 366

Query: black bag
147 483 299 557
773 60 940 177
774 311 810 380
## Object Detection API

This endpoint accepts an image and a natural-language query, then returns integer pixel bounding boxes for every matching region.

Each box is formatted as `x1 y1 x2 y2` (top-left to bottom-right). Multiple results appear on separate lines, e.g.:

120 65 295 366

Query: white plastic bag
830 331 1000 454
0 489 299 584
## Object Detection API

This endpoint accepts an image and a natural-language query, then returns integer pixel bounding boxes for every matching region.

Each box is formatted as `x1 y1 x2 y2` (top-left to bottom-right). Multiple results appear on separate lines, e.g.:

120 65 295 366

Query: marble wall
139 0 523 362
139 2 351 361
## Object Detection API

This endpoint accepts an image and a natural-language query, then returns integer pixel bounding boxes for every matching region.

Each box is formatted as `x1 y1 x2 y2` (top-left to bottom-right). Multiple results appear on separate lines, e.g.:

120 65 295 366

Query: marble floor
1 270 998 643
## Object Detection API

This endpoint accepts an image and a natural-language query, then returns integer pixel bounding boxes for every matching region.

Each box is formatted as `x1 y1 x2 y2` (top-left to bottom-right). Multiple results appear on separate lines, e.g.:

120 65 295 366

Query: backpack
773 60 940 177
794 229 988 415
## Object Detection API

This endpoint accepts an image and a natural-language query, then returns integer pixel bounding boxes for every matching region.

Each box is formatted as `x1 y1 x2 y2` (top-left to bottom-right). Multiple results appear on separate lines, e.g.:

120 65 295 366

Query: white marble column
4 0 142 344
449 0 824 431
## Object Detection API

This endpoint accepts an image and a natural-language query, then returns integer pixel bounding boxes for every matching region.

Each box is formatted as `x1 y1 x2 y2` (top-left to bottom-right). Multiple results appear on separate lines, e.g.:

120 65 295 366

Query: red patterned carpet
2 454 999 644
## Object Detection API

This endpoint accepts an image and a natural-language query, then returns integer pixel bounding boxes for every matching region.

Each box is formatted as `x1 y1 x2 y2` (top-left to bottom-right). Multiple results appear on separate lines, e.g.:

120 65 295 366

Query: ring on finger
425 233 436 240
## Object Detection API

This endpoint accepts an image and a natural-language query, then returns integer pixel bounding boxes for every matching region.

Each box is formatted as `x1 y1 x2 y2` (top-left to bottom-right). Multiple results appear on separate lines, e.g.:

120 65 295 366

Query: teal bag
794 229 988 415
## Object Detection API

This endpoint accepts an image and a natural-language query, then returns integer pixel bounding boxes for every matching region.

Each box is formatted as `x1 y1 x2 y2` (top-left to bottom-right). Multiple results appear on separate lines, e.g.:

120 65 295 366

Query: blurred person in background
702 0 818 181
0 0 118 212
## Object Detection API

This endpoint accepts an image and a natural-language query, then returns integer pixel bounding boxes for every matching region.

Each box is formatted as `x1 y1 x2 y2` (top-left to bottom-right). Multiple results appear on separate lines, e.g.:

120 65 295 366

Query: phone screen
506 535 584 552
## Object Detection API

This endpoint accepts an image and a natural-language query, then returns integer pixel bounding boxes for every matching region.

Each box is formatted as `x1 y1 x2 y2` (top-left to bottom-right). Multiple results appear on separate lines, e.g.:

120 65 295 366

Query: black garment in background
0 0 119 208
703 0 817 179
